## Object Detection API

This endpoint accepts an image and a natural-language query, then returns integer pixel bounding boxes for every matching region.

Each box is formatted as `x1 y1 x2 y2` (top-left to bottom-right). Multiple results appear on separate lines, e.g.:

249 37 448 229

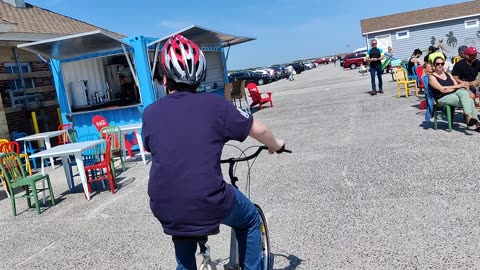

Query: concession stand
17 25 255 138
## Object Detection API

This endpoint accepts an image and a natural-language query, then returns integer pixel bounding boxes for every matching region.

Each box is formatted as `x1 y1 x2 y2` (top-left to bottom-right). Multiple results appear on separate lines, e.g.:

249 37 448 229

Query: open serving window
148 25 255 93
18 30 141 114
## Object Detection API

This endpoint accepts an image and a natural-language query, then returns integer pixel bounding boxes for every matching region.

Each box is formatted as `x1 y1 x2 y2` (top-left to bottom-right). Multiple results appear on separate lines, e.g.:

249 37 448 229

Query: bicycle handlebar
220 145 292 187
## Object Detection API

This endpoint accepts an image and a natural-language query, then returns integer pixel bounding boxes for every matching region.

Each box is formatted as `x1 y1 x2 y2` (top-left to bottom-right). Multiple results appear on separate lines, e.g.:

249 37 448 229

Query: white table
15 130 67 169
30 140 104 200
118 123 147 165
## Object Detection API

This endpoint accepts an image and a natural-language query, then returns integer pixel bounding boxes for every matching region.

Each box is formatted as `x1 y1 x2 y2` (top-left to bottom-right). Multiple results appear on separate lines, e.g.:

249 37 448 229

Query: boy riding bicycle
142 34 286 270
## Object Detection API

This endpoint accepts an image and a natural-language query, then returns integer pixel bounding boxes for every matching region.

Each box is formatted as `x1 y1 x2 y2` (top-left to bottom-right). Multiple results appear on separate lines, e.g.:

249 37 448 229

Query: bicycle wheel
255 204 272 270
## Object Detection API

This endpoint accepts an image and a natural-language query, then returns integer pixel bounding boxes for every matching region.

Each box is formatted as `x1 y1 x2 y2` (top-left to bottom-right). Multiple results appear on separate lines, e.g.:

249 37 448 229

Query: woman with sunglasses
429 56 479 127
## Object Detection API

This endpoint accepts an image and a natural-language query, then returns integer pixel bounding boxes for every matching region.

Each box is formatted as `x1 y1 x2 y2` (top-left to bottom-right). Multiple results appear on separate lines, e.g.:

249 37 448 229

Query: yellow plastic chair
0 141 33 176
0 139 8 145
395 68 418 97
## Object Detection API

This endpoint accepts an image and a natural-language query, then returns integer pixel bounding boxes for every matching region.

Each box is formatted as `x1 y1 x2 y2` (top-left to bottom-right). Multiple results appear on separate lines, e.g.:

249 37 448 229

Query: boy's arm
249 118 284 154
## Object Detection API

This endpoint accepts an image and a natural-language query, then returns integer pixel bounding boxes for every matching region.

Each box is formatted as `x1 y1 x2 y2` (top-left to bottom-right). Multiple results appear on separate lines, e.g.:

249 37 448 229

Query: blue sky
28 0 468 70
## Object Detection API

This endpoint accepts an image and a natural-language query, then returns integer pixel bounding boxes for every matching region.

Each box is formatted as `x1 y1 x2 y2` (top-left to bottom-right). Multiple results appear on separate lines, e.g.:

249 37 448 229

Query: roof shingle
0 2 124 38
360 0 480 35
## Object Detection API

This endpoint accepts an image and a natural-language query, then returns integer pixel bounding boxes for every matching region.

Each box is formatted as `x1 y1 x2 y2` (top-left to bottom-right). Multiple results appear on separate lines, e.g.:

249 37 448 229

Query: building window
465 19 479 29
396 30 409 39
4 63 35 90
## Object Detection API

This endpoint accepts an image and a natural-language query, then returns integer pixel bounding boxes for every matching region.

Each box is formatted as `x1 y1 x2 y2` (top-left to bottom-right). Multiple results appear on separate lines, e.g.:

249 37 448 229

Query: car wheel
258 79 264 85
350 63 357 69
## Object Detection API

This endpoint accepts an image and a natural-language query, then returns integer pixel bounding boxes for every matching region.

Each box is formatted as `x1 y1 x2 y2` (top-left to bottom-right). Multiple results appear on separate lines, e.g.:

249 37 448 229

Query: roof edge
25 2 126 38
362 13 480 36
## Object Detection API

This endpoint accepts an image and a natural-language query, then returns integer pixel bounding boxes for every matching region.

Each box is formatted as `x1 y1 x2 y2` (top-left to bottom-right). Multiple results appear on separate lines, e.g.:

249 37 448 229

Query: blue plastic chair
412 66 420 86
67 133 101 192
10 132 46 170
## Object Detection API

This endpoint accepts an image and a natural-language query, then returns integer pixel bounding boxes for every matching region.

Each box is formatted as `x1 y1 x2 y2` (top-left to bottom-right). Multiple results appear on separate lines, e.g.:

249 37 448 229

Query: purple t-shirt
142 91 253 236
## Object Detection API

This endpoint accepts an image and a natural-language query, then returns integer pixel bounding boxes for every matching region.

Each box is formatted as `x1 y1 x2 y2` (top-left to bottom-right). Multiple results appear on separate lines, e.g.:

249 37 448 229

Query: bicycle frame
198 145 290 270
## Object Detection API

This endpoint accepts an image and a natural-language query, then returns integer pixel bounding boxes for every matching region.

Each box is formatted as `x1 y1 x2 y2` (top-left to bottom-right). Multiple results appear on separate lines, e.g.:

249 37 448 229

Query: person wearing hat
452 46 480 99
452 45 468 65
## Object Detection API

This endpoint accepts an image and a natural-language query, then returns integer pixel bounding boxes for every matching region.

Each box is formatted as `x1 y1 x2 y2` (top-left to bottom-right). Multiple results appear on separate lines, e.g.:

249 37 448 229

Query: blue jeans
369 65 383 91
173 187 262 270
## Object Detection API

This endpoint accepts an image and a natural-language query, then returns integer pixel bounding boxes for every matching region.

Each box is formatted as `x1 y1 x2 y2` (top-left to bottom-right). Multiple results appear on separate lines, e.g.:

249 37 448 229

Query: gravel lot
2 63 480 269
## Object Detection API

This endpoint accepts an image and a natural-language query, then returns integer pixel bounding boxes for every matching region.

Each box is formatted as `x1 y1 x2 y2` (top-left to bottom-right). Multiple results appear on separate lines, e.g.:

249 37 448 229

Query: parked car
228 71 272 85
316 58 330 64
343 52 367 69
271 65 287 79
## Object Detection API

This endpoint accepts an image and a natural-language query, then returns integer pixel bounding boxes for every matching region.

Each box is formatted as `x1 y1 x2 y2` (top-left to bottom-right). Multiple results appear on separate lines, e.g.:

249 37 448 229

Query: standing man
366 39 384 95
452 46 480 99
287 65 295 81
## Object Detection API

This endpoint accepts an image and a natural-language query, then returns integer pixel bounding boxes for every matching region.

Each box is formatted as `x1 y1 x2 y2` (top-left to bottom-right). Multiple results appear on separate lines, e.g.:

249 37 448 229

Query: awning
148 25 255 78
147 25 255 48
17 30 132 60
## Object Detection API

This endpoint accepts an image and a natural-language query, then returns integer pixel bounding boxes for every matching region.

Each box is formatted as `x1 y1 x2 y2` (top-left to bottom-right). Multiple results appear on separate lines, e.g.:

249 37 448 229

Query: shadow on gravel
272 253 303 270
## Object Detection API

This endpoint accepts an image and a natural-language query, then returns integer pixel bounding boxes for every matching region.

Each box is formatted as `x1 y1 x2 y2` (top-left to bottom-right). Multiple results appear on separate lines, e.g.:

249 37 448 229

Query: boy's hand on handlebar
268 139 285 154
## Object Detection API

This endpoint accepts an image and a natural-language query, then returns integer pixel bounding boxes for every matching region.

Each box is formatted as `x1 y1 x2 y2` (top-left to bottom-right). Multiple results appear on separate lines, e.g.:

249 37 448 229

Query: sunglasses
372 43 377 45
435 62 445 66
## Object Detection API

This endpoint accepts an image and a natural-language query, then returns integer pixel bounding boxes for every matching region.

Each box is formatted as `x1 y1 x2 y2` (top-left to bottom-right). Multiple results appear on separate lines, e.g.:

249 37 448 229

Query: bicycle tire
255 204 272 270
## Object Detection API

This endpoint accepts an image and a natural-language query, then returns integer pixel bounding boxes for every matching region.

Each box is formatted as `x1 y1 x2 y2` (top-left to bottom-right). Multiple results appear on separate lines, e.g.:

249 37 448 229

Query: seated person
422 62 433 76
429 56 479 127
424 46 436 63
452 45 468 65
452 46 480 99
427 47 447 64
407 49 422 76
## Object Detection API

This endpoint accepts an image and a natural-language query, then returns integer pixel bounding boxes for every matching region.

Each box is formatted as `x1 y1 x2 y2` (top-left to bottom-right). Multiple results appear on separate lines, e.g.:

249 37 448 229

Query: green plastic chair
99 126 126 176
0 152 55 216
66 128 78 143
424 75 454 132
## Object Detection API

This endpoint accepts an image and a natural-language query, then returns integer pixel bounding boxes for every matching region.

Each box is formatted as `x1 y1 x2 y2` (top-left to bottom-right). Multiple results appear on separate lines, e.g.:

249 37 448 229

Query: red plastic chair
415 66 425 91
92 115 109 132
84 135 116 194
57 124 74 144
92 115 137 157
246 83 273 110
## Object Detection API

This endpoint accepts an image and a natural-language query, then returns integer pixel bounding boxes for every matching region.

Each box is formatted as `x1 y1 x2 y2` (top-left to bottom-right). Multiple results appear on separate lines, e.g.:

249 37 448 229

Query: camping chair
231 80 251 114
246 83 273 110
0 141 33 176
84 135 116 194
423 75 454 132
99 126 126 176
395 68 418 97
57 123 74 145
0 152 55 216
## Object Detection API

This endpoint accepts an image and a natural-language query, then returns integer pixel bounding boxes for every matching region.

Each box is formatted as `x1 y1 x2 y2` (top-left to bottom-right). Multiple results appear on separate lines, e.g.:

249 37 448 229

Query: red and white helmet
161 34 206 86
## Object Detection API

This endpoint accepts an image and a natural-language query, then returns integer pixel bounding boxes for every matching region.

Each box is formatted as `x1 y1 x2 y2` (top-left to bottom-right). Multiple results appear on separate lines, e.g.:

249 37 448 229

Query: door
375 34 392 52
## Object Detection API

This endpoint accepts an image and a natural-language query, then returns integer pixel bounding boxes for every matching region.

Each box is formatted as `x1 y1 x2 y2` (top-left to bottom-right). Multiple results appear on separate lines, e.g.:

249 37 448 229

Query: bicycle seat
171 227 220 243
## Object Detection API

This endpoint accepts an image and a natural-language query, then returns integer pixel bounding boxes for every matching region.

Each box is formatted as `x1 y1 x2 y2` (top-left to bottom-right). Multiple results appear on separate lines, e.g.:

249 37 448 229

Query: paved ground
2 63 480 269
